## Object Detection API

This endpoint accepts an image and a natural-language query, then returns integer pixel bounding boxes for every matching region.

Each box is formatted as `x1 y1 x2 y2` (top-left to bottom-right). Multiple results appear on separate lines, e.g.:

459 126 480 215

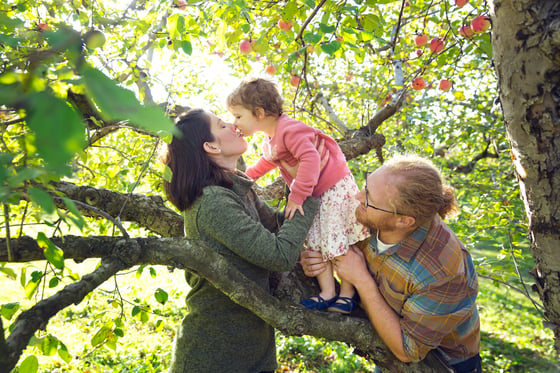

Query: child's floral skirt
305 174 371 260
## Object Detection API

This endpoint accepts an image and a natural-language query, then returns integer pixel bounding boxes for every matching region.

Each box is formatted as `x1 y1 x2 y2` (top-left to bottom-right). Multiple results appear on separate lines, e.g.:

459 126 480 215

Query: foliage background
0 0 558 372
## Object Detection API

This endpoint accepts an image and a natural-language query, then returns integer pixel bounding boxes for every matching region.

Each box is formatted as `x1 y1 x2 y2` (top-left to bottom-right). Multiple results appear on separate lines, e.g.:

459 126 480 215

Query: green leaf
168 14 186 40
320 40 341 56
28 186 56 214
140 310 149 323
149 267 157 278
1 302 20 320
37 232 65 270
0 266 17 279
0 81 22 106
24 276 41 299
319 23 336 33
48 277 59 288
131 305 141 317
154 288 168 304
302 0 315 8
80 66 174 135
62 197 86 230
180 40 192 54
41 335 58 356
57 343 72 363
91 325 111 346
302 33 321 45
27 91 85 171
114 328 125 337
19 355 38 373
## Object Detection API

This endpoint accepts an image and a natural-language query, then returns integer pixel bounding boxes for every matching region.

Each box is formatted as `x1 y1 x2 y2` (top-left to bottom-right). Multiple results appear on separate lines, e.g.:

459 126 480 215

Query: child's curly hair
227 78 283 117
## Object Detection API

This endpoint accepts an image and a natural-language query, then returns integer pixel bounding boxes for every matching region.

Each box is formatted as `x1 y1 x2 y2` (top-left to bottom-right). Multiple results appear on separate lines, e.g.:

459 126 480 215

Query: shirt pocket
378 276 407 314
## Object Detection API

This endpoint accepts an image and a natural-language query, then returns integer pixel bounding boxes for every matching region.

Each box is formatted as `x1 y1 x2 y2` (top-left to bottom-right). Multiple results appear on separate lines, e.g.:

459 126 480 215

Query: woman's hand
332 245 370 287
299 249 327 277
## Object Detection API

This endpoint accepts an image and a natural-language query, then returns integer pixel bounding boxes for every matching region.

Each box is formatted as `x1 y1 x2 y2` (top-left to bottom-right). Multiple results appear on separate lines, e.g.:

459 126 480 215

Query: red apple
455 0 468 7
37 23 51 31
412 77 426 90
265 65 277 75
177 0 187 10
239 39 252 54
459 25 474 39
429 37 445 53
414 34 428 47
471 15 490 33
439 79 452 91
416 49 424 57
290 75 301 87
278 19 292 31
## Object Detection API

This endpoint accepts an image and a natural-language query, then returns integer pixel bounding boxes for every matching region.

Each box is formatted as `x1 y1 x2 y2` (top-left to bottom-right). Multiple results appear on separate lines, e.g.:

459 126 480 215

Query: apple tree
0 0 557 371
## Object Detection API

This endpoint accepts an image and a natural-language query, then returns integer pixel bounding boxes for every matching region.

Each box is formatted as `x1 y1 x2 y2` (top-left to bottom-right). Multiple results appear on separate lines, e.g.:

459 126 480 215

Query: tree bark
490 0 560 350
0 236 451 373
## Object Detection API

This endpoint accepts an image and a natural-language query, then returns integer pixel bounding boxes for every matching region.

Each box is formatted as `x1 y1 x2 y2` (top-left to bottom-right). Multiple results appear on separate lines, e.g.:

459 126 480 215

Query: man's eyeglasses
363 172 403 215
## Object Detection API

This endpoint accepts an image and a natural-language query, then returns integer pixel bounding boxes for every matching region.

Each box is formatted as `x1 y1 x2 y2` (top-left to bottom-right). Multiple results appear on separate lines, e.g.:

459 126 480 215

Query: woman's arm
197 188 318 272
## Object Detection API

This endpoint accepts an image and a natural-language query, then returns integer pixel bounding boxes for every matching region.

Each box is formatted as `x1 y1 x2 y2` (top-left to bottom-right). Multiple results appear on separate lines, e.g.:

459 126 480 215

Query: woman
161 108 318 373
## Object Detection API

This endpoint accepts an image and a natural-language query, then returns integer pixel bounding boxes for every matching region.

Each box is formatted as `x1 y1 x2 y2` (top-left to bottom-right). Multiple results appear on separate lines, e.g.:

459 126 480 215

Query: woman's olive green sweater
169 172 318 373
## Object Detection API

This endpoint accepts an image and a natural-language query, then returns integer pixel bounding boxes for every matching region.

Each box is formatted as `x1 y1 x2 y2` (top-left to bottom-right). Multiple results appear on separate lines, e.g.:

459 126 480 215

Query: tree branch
0 236 452 372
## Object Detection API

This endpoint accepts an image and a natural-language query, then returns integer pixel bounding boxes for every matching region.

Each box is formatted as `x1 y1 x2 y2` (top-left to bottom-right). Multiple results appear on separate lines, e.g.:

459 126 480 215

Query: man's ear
396 215 416 230
203 141 221 154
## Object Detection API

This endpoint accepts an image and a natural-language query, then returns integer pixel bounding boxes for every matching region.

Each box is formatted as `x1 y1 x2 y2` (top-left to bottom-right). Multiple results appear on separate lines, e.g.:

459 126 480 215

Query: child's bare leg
337 279 355 300
316 260 336 300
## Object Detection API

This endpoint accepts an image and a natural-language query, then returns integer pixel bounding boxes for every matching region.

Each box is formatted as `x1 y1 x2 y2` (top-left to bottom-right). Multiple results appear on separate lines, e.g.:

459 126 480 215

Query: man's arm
333 246 413 362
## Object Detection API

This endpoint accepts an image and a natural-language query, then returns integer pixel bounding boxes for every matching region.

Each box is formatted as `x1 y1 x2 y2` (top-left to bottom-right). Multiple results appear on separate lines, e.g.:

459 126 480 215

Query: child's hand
285 200 304 220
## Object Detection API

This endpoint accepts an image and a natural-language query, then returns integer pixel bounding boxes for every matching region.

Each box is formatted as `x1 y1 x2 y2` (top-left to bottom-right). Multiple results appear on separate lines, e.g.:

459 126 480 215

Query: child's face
228 105 260 137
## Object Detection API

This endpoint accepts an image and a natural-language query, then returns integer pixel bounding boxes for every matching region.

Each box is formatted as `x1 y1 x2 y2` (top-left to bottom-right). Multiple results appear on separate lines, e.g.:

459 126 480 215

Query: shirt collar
230 170 254 196
368 219 433 261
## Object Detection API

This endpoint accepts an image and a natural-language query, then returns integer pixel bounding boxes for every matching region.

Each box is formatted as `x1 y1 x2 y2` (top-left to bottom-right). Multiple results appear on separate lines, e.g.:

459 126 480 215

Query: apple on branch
414 34 428 47
239 39 253 54
412 77 426 90
471 15 491 33
290 75 301 87
278 19 292 31
439 79 452 91
459 25 474 39
265 65 277 75
429 37 445 53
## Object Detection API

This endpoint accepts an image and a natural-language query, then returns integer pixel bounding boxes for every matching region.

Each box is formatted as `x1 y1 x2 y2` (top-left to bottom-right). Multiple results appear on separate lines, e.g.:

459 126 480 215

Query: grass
1 250 558 373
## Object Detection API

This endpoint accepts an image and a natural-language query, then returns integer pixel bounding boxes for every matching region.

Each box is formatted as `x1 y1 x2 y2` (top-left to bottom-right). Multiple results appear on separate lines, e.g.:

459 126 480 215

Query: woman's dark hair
161 108 232 211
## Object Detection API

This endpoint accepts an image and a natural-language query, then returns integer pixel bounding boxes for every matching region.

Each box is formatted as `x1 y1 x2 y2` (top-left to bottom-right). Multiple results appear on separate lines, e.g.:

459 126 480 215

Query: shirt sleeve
281 129 321 205
400 274 478 361
245 157 277 181
196 188 318 272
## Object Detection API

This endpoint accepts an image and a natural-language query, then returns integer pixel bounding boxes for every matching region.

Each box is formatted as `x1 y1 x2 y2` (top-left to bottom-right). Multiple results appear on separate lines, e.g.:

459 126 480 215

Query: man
301 154 481 372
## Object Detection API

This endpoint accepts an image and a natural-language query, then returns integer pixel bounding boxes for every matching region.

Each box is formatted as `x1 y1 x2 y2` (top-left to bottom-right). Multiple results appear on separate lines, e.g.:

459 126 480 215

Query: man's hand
300 249 327 277
332 245 371 287
285 199 304 220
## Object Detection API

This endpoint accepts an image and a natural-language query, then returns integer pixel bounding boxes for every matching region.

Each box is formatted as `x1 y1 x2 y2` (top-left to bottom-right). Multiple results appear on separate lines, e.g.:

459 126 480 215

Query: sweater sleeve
245 157 277 181
196 189 318 272
281 129 321 205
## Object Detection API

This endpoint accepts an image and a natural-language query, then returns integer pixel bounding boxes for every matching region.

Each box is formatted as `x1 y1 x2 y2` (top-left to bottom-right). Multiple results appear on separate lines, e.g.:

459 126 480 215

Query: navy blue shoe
327 295 357 314
300 294 338 311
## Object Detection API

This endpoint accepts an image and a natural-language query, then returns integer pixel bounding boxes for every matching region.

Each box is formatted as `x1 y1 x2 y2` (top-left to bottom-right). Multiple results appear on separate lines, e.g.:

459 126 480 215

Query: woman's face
208 112 248 157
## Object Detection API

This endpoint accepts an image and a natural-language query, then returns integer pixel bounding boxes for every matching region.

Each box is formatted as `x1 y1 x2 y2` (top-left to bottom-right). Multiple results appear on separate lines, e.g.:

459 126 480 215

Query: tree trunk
490 0 560 350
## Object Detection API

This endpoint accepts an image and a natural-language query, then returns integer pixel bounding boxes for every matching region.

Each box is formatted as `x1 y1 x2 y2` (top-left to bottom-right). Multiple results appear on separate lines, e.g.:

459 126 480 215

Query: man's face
355 167 400 232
